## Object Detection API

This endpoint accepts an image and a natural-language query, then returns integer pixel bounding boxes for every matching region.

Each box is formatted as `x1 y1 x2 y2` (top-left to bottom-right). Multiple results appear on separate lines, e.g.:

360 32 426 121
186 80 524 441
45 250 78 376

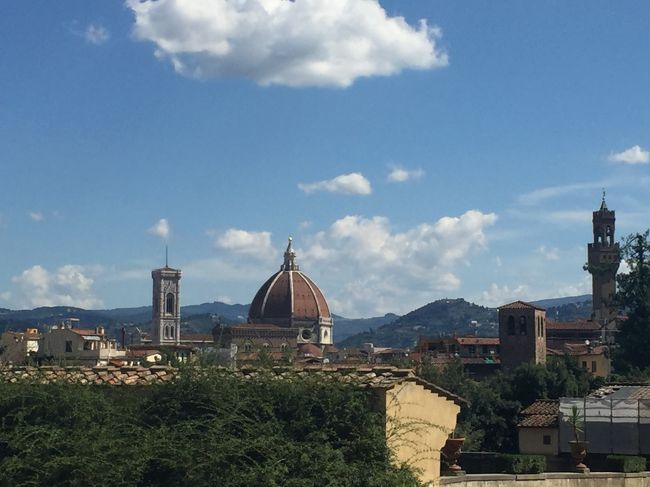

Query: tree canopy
0 370 420 487
614 230 650 372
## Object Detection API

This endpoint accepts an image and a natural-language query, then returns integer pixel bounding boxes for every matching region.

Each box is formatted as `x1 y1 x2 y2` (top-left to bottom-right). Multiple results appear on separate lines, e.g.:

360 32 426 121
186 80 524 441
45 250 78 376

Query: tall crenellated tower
586 193 621 327
151 259 182 346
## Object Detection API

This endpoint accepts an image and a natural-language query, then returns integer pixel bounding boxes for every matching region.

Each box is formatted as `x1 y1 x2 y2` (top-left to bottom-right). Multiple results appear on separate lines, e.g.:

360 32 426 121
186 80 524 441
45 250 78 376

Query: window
280 343 288 352
519 316 527 336
65 340 73 353
482 345 488 354
166 293 175 314
507 316 515 335
170 326 175 339
582 361 587 368
543 435 551 445
244 342 252 353
591 361 597 373
468 345 476 355
262 342 270 349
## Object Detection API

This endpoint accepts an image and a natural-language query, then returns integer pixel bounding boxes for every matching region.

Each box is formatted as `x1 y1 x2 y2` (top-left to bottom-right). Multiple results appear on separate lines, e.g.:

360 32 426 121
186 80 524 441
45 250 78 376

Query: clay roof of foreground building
0 365 465 405
518 399 559 428
248 238 331 325
498 300 545 312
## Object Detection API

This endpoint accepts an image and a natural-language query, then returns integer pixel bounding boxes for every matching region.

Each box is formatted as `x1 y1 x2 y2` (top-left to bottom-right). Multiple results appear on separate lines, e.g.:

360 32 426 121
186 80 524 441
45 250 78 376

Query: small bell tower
151 248 181 345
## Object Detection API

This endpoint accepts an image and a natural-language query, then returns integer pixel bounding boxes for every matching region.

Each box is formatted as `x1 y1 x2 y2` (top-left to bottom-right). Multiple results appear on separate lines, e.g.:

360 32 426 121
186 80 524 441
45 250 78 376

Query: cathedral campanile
151 262 181 346
586 193 621 327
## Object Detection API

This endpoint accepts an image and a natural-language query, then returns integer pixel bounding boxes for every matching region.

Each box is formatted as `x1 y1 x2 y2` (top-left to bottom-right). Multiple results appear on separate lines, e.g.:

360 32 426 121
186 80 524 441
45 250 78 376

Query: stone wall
440 472 650 487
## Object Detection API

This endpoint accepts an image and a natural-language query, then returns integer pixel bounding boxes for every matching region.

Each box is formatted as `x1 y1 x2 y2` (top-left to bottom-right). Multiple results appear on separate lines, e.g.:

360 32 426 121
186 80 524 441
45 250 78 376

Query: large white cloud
6 265 103 309
301 210 497 316
126 0 447 87
298 172 371 195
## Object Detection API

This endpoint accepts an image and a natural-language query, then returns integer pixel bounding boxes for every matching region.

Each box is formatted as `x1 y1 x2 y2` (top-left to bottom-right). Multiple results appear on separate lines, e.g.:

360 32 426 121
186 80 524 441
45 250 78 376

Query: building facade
39 324 123 366
498 301 547 370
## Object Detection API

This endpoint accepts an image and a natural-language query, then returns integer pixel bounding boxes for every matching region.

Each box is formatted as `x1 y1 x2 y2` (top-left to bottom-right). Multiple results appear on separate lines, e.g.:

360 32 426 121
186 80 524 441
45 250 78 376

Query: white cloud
609 145 649 165
84 24 110 45
298 172 371 195
387 166 424 183
126 0 447 88
301 210 497 316
517 181 605 206
9 265 103 309
29 211 44 222
480 283 530 308
215 228 275 259
537 245 560 261
148 218 170 240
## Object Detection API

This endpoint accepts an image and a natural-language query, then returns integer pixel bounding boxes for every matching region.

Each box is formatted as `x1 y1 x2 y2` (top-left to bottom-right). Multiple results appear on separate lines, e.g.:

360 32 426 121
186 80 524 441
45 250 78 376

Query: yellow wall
383 380 461 486
518 427 558 456
577 353 610 378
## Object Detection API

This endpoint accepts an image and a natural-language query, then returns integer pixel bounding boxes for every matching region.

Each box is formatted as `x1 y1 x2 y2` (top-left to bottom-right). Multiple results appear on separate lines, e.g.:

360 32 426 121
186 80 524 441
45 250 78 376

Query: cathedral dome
248 238 331 327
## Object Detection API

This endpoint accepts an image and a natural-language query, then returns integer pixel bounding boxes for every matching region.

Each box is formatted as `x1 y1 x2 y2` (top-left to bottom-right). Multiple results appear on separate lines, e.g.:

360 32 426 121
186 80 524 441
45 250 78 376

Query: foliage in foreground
419 355 600 452
0 370 420 487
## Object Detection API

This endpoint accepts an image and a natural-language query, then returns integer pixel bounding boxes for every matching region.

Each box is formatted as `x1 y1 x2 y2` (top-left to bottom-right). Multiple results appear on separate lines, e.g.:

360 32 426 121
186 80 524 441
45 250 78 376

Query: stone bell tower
586 192 620 328
151 252 181 346
498 301 547 370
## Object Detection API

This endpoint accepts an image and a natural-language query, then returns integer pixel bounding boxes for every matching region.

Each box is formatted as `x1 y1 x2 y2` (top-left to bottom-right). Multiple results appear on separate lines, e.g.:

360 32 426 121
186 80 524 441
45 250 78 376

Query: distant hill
0 302 249 337
333 313 399 343
531 294 591 309
339 298 497 349
0 294 594 346
544 300 593 322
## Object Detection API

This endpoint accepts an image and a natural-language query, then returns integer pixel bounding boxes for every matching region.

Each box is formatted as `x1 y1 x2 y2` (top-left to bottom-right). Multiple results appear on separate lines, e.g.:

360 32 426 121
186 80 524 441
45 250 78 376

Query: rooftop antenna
165 245 168 267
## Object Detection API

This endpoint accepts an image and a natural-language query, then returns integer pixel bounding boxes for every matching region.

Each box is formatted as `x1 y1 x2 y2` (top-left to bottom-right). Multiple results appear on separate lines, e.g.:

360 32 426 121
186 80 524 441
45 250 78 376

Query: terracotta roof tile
498 300 545 311
455 337 499 346
520 399 559 416
546 320 601 330
518 414 558 428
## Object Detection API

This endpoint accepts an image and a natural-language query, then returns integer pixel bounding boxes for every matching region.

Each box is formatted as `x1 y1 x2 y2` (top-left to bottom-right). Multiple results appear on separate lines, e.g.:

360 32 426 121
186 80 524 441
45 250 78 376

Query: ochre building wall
383 381 461 486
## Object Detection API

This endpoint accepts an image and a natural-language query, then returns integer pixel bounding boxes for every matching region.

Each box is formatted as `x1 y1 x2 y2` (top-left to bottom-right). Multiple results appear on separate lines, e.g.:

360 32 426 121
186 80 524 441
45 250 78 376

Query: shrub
495 454 546 474
606 455 646 473
458 452 545 474
0 369 421 486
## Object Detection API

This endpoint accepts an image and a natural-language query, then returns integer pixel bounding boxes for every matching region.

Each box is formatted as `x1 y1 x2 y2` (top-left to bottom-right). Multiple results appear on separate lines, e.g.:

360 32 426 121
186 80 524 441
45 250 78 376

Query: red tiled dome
248 239 330 326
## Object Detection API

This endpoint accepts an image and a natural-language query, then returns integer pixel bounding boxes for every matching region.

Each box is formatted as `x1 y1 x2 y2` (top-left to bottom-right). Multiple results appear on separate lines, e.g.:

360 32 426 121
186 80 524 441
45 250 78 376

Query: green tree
614 230 650 372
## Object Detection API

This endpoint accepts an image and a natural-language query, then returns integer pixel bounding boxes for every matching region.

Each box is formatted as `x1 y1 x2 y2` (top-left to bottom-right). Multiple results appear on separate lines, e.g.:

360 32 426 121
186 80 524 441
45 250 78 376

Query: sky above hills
1 1 650 317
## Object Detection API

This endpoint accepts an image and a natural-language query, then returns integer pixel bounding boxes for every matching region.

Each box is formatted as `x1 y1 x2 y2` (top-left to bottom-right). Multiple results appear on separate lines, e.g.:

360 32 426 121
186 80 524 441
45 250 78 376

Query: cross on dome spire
281 236 299 271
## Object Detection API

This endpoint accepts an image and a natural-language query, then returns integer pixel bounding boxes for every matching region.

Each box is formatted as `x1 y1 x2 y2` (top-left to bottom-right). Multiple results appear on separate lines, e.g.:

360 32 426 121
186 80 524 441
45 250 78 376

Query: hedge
457 452 546 474
606 455 646 473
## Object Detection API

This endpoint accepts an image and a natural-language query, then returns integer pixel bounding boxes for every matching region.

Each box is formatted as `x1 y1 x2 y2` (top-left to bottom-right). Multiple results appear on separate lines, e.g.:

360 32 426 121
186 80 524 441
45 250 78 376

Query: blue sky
1 1 649 317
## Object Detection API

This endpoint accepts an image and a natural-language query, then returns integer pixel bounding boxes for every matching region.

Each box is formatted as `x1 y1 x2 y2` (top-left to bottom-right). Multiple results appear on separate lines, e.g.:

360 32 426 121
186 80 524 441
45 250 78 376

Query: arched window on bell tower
166 293 175 314
507 316 515 335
